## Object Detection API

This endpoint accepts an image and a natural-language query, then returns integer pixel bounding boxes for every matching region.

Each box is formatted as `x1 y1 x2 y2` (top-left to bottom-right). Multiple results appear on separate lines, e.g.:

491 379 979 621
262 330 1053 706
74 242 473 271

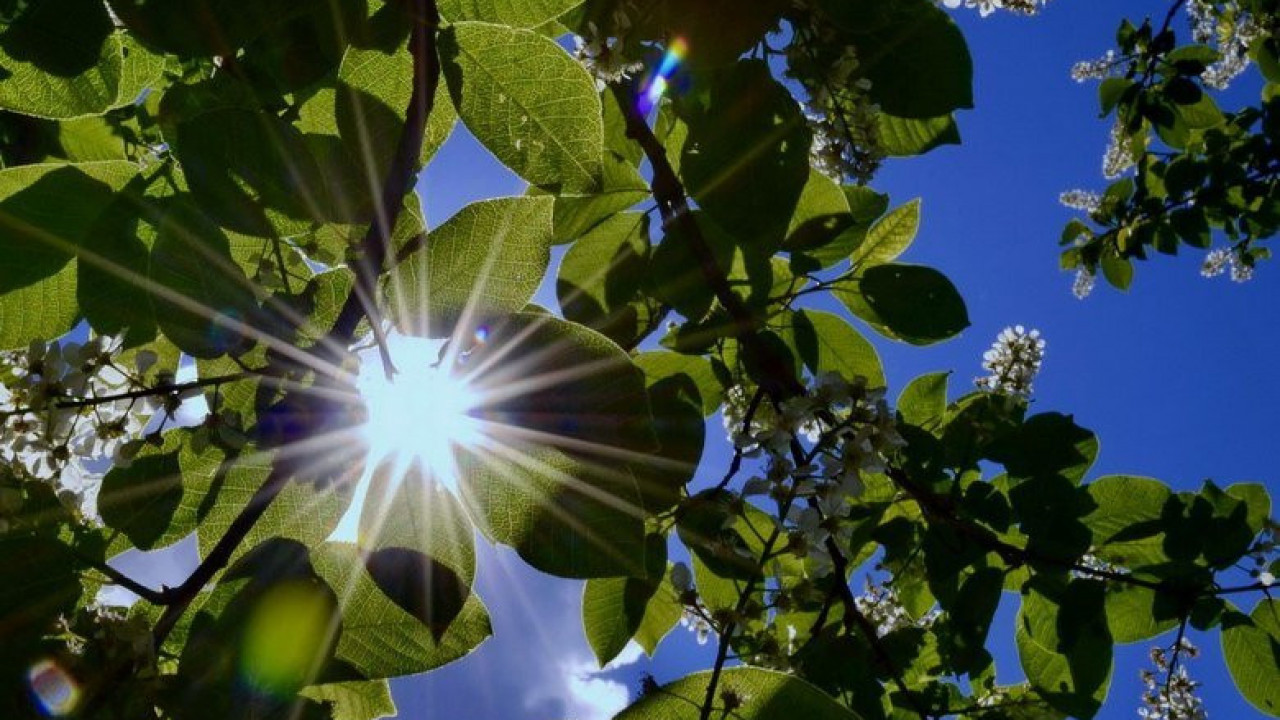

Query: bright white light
355 333 482 491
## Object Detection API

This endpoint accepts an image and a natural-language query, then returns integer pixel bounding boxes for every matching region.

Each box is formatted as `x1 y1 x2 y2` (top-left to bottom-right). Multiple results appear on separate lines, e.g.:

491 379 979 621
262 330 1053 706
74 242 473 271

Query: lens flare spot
28 659 79 717
240 581 335 697
639 37 688 114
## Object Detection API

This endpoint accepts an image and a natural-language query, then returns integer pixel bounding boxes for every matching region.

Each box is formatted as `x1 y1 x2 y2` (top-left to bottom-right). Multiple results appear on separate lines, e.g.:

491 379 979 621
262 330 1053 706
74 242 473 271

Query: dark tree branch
610 81 804 399
78 554 168 606
327 0 442 378
0 372 256 420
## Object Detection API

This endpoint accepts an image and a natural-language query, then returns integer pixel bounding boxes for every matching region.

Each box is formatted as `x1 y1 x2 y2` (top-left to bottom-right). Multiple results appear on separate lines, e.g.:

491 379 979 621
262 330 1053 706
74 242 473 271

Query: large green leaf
896 371 949 433
1082 475 1172 568
557 211 654 348
106 0 328 57
389 196 553 337
828 0 973 119
582 535 668 666
877 113 961 156
440 0 584 27
0 161 137 349
147 195 263 357
181 441 358 564
454 313 656 577
633 351 723 417
783 169 857 271
850 199 920 268
1016 578 1113 719
163 91 331 236
836 263 969 345
441 22 603 192
1223 599 1280 716
358 461 475 638
615 667 862 719
677 60 810 249
775 308 885 388
314 542 493 679
0 0 124 119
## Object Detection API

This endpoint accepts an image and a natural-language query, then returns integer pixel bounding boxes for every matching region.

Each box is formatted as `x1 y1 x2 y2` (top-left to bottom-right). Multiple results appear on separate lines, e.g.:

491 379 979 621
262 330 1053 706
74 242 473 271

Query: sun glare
356 333 482 490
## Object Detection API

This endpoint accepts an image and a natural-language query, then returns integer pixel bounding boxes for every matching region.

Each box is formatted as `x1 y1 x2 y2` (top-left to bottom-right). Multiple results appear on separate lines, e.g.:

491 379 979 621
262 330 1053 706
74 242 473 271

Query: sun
354 332 483 491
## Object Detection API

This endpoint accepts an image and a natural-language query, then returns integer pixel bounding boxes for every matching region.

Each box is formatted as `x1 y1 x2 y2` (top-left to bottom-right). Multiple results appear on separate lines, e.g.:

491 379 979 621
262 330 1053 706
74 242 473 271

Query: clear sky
379 1 1280 718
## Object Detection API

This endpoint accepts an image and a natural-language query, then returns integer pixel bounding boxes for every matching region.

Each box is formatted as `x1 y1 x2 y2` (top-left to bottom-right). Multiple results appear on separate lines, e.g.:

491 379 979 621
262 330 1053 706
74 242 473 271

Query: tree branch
149 0 443 651
0 372 256 420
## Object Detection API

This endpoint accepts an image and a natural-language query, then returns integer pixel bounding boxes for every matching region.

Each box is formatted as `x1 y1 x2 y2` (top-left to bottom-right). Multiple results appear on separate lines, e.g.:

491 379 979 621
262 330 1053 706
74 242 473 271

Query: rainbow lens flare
638 37 688 114
28 659 79 717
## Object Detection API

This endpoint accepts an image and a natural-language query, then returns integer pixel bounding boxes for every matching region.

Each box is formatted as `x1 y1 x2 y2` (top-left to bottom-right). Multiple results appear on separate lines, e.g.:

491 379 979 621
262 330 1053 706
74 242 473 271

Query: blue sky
391 2 1280 718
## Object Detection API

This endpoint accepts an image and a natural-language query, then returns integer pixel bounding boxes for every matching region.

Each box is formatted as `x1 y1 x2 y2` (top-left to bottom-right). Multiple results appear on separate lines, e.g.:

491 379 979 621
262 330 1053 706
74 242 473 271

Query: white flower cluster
726 373 905 579
975 326 1046 398
1200 247 1254 282
0 336 161 523
1246 519 1278 585
669 562 714 645
1071 49 1121 82
1072 268 1097 300
1104 120 1137 179
852 578 932 636
1060 189 1102 213
941 0 1050 17
1189 0 1262 90
574 9 644 91
1072 552 1127 580
786 21 885 183
1139 639 1208 720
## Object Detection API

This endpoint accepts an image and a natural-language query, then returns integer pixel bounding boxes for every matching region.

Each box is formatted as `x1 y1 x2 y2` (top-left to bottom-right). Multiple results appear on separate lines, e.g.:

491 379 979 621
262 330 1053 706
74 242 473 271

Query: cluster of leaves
0 1 1274 719
1061 0 1280 289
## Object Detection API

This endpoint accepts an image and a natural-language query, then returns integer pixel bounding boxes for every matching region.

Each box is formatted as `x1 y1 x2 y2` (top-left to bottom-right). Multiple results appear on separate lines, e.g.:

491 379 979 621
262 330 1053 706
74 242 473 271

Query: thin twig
0 372 256 420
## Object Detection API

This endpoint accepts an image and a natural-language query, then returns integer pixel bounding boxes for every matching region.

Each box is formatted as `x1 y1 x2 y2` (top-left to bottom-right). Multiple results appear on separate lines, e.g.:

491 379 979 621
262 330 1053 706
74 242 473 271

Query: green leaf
99 429 187 553
0 0 123 119
845 0 973 118
677 60 810 248
1223 598 1280 716
615 667 862 719
147 196 262 357
1100 252 1133 291
897 372 949 433
312 542 492 679
390 196 553 337
440 0 584 27
876 113 961 156
299 681 397 720
1104 584 1178 643
633 351 723 417
582 534 667 666
0 161 138 348
988 412 1099 484
631 353 705 512
783 169 856 270
557 211 655 348
836 263 969 345
634 578 684 656
163 94 330 236
358 461 476 639
182 441 358 564
441 22 603 192
455 313 656 578
106 0 326 57
850 199 921 268
1017 578 1113 719
1083 475 1172 568
782 308 886 388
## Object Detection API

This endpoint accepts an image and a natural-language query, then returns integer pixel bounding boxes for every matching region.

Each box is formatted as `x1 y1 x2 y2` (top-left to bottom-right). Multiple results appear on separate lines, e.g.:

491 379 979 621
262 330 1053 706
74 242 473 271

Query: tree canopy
0 0 1276 719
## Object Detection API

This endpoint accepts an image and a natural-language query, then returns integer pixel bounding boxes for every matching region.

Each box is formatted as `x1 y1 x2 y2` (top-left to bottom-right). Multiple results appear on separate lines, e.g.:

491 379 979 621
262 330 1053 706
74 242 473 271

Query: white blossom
1104 120 1136 179
1060 189 1102 213
1139 639 1208 720
1071 50 1119 82
1073 268 1097 300
975 325 1046 398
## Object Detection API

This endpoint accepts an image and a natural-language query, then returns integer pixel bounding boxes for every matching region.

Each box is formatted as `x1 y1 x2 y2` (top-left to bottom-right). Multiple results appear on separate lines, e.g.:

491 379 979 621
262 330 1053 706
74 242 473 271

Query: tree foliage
0 1 1276 719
